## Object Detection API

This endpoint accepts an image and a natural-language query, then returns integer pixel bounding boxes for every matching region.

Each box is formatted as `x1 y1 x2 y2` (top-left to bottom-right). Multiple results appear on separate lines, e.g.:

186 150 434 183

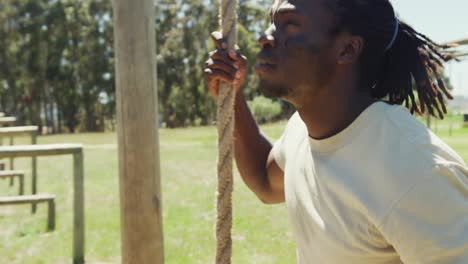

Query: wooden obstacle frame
0 144 85 264
0 194 56 231
0 126 38 198
0 117 17 126
0 170 25 195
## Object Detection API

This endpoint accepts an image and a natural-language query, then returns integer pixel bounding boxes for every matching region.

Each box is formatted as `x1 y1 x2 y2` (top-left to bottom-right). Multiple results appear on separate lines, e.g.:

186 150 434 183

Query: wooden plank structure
114 0 165 262
0 126 38 193
0 117 17 126
447 38 468 46
0 144 84 264
0 194 55 230
445 38 468 58
0 170 25 195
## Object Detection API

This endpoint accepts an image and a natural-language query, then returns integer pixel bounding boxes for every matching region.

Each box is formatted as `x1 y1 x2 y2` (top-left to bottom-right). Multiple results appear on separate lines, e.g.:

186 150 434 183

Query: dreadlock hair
325 0 458 119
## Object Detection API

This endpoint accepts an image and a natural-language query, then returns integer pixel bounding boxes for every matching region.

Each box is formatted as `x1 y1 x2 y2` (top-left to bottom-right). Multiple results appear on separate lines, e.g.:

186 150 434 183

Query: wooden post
32 131 38 213
73 150 84 263
48 199 56 231
114 0 164 263
18 173 24 195
9 136 14 186
0 136 3 171
9 136 13 167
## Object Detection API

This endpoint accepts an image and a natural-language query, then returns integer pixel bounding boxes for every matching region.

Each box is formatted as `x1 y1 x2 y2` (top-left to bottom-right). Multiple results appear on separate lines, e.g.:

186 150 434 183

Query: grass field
0 115 467 263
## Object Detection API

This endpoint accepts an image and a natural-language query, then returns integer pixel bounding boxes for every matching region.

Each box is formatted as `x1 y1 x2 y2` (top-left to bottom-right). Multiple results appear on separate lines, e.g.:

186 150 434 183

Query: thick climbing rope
216 0 237 263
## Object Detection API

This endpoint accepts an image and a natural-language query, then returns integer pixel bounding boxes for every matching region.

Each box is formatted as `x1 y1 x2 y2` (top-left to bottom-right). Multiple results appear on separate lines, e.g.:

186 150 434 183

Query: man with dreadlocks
205 0 468 263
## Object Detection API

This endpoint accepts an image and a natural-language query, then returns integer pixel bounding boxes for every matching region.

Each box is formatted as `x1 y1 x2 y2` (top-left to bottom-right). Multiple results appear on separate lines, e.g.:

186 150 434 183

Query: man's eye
284 20 300 34
284 20 299 27
271 17 300 33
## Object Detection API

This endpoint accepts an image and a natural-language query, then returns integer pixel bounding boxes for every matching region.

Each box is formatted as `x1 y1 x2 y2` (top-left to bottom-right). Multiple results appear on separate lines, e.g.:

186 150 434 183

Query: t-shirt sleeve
379 162 468 264
271 133 286 171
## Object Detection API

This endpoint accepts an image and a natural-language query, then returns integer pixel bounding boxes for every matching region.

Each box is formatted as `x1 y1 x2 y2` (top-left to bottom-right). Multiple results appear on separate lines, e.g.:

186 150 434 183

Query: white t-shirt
272 101 468 264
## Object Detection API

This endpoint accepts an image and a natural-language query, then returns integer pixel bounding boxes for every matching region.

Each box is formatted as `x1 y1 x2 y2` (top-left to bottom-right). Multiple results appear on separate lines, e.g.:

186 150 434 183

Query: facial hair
259 35 325 99
259 79 290 98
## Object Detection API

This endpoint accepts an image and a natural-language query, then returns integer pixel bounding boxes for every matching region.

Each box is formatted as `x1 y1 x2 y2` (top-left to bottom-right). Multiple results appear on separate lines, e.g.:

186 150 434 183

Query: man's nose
258 24 276 48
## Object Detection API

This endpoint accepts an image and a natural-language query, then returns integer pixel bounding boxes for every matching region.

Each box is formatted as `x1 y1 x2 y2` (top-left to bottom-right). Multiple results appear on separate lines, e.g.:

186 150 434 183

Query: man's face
256 0 338 106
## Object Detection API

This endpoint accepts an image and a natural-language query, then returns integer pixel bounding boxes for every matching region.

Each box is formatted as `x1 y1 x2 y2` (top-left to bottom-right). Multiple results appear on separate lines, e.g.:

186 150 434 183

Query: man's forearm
233 93 273 198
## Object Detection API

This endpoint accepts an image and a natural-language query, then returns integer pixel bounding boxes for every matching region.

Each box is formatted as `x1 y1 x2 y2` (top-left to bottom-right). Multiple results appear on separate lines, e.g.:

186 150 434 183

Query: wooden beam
0 144 82 158
114 0 164 263
0 117 16 126
453 38 468 46
0 144 85 263
454 52 468 58
444 38 468 46
0 126 38 136
0 193 55 204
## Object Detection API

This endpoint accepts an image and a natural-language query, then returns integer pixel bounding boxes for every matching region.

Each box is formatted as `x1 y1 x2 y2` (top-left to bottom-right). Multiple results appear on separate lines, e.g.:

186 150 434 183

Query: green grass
0 116 466 263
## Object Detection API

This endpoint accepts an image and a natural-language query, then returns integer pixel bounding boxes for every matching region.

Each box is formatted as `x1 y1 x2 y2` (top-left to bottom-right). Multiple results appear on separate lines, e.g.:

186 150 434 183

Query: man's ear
336 33 364 65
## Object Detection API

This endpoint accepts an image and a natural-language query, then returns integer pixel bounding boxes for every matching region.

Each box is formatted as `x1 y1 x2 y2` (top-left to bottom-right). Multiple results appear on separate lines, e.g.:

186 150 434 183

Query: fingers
204 68 235 84
205 58 237 77
205 67 237 97
227 49 247 66
210 31 245 63
211 31 228 50
207 32 247 97
205 71 220 97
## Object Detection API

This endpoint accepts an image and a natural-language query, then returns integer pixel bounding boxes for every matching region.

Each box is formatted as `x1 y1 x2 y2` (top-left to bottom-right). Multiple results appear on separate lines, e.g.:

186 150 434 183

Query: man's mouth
255 57 277 74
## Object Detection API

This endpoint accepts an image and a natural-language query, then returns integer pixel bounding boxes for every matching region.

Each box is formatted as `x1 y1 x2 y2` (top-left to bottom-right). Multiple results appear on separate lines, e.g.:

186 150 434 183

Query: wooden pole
9 136 14 186
18 173 24 195
0 135 3 171
32 130 38 213
114 0 164 263
73 151 85 263
445 38 468 46
48 199 56 231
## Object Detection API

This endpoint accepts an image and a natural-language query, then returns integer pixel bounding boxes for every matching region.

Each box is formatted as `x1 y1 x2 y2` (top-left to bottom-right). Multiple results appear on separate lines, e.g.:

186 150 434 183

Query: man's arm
233 93 285 204
204 32 285 204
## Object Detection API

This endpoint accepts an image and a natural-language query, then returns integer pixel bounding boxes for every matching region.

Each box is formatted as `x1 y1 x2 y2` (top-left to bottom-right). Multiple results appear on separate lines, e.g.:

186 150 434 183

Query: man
204 0 468 263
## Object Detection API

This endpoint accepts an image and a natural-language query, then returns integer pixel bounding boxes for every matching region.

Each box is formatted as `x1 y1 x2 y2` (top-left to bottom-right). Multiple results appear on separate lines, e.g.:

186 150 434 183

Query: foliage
0 0 274 131
0 0 115 132
155 0 270 127
247 95 282 123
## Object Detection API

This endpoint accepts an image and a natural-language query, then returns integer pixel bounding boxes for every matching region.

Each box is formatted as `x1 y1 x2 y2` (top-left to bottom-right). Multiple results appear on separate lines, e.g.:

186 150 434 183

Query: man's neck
297 88 376 140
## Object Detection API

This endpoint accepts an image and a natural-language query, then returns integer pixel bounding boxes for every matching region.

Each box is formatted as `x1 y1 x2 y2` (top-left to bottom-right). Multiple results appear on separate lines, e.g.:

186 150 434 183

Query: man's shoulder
281 111 308 139
378 103 464 165
345 103 466 222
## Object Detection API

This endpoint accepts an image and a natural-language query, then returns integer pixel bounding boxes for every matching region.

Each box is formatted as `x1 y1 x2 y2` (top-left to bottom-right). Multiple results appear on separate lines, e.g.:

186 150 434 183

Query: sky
391 0 468 97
